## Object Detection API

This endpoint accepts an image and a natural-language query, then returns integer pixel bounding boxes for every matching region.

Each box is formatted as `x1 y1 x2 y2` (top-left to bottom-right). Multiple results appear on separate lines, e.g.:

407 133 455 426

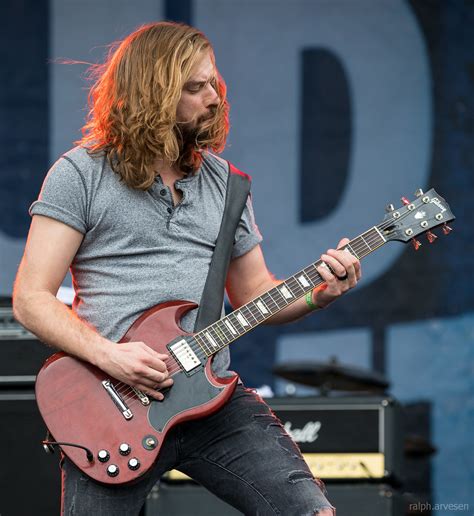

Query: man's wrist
305 289 323 311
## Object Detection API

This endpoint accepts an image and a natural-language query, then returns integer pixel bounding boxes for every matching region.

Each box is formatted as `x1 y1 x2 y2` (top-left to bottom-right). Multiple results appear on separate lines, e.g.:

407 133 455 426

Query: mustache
178 109 218 145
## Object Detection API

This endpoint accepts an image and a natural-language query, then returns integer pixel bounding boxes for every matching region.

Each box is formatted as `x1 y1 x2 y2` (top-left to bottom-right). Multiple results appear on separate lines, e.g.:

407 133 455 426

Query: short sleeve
29 156 88 234
232 192 263 259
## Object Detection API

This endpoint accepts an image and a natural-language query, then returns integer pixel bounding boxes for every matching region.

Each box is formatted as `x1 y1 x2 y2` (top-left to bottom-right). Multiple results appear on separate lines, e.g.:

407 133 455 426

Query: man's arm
13 215 172 399
226 240 361 324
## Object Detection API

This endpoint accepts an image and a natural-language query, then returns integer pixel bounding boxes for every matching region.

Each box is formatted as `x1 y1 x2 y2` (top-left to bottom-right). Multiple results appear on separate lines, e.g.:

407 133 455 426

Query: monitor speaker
0 389 60 516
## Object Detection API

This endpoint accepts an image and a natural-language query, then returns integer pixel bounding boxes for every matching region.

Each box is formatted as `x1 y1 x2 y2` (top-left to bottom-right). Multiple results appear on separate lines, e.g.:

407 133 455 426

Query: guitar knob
97 450 110 462
401 197 410 206
426 231 437 243
128 457 141 471
119 443 131 456
106 464 120 477
411 238 422 251
414 188 424 197
385 204 395 213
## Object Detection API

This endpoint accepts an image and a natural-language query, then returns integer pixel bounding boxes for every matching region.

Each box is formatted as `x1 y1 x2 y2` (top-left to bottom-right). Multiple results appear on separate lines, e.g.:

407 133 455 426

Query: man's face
176 49 219 129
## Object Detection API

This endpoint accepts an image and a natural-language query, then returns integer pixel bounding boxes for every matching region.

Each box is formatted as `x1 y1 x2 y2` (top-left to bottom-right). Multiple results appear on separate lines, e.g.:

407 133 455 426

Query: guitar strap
193 162 251 332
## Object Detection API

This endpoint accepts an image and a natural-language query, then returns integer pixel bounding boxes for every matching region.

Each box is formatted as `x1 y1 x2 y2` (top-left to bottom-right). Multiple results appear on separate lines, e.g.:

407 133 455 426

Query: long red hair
78 22 229 189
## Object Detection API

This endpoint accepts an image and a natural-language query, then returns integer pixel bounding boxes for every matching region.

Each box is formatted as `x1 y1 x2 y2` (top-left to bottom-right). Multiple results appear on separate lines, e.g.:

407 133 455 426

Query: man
13 22 360 515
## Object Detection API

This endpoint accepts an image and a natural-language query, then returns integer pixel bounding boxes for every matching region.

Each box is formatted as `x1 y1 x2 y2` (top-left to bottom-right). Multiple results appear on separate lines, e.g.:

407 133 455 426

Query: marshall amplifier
267 395 404 482
164 395 404 484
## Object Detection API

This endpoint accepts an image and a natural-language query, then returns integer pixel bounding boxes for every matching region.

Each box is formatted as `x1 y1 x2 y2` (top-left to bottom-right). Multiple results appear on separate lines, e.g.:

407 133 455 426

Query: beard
177 109 217 150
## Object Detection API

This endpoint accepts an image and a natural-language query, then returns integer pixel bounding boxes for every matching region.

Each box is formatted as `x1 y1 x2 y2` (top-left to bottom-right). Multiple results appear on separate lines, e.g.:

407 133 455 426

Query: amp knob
128 458 141 471
97 450 110 462
106 464 119 477
119 443 131 456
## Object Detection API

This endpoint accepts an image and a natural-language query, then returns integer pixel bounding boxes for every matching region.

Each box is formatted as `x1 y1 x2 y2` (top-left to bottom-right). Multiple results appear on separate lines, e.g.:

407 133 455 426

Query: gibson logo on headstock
284 421 321 443
430 197 446 213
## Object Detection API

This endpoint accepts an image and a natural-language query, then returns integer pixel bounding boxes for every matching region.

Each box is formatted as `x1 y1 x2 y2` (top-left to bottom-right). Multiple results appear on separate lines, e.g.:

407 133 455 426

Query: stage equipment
273 359 389 393
0 306 53 386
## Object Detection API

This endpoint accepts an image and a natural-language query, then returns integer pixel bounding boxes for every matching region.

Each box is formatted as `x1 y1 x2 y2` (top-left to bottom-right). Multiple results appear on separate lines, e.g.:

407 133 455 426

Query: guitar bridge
131 387 150 405
102 379 133 420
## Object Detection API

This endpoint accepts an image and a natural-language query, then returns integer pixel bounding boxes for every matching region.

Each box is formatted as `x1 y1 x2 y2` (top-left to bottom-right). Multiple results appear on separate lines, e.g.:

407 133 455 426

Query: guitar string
117 224 390 402
117 210 423 404
116 224 392 402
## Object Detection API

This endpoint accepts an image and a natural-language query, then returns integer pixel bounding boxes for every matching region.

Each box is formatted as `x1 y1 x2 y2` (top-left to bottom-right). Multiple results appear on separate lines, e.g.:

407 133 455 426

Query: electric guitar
35 188 455 485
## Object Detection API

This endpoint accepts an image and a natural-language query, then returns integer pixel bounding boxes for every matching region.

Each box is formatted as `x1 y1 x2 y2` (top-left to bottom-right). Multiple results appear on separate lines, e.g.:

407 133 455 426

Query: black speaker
145 481 241 515
325 483 405 516
145 481 407 516
0 389 61 516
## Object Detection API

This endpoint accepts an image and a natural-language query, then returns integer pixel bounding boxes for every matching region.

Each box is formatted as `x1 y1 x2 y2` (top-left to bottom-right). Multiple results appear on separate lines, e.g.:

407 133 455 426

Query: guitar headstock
378 188 455 250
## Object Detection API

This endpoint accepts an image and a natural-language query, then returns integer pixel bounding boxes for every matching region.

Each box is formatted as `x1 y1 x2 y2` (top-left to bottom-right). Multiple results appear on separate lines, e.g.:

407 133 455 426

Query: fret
236 311 250 328
374 226 386 243
195 222 389 358
228 312 246 334
346 243 359 259
212 321 229 345
266 286 287 310
209 325 225 347
246 302 265 323
278 284 293 300
359 234 372 253
305 265 322 287
296 272 311 289
261 291 278 312
204 330 220 350
241 304 260 325
256 299 269 315
195 333 212 356
287 276 306 296
224 318 237 335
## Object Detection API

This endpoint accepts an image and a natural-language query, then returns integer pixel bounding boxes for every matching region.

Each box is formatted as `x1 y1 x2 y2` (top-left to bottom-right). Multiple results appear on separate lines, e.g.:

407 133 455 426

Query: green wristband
305 290 320 311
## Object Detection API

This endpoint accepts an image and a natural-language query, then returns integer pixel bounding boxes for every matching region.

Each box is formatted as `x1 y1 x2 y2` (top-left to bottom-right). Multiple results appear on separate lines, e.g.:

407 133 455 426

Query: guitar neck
194 225 387 357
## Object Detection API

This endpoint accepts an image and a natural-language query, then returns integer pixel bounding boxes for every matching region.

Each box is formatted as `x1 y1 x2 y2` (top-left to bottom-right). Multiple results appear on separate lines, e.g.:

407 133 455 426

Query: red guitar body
35 301 238 485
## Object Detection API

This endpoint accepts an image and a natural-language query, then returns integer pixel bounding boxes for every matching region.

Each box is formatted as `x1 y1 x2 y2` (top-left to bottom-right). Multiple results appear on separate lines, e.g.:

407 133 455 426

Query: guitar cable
43 430 94 462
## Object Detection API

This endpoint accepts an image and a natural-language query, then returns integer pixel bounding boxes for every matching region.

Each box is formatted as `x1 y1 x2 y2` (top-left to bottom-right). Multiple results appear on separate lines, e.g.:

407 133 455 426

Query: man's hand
97 342 174 401
314 237 361 309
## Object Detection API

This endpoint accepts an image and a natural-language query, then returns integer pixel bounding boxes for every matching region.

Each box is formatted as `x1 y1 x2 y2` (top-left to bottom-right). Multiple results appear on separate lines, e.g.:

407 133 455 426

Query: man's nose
205 82 219 107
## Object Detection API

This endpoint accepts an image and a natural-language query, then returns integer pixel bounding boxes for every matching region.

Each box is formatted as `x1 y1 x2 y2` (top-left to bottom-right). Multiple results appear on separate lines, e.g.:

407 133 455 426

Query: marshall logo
284 421 321 443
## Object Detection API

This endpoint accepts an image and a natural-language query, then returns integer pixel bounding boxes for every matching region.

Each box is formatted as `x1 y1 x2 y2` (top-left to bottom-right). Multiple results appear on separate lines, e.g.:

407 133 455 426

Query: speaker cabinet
0 389 60 516
145 481 405 516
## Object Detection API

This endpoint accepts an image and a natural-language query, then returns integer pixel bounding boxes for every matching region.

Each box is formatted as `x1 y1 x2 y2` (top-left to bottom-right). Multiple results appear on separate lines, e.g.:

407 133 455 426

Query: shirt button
160 189 166 196
167 207 172 214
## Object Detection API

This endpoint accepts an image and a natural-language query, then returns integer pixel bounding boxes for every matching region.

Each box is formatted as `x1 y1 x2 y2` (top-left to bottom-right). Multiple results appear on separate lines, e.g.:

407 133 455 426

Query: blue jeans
61 384 335 515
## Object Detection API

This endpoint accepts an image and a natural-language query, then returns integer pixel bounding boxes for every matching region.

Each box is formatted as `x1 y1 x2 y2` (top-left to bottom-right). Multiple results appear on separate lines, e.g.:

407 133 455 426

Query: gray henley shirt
29 146 262 376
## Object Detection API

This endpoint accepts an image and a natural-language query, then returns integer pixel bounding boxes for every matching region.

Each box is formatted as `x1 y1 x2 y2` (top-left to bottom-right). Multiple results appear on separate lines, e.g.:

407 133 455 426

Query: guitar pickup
102 379 133 420
168 339 201 374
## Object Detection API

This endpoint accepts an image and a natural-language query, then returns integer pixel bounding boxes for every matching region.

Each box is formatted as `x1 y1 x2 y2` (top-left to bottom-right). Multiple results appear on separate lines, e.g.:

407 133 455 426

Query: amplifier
146 482 405 516
165 395 403 483
0 389 60 516
267 395 403 481
0 307 53 386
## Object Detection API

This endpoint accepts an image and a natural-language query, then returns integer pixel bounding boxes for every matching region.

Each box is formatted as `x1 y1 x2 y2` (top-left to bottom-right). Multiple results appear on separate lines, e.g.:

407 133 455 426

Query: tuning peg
414 188 424 197
385 203 395 212
442 223 452 235
426 231 437 243
411 238 422 251
401 197 410 206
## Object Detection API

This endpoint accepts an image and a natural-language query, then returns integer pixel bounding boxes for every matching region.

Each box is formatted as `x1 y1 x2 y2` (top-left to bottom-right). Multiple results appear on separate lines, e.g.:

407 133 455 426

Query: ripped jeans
61 383 336 515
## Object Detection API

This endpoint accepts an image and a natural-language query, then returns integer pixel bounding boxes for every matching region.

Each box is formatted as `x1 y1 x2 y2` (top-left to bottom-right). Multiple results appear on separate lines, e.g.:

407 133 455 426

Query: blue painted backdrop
1 1 472 514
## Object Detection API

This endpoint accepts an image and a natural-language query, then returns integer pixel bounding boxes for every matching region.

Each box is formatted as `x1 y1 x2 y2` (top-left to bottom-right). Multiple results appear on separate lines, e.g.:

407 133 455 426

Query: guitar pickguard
147 367 224 433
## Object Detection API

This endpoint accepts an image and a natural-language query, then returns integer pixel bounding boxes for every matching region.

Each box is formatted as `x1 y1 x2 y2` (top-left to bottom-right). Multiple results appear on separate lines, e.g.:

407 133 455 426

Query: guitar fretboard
194 226 386 356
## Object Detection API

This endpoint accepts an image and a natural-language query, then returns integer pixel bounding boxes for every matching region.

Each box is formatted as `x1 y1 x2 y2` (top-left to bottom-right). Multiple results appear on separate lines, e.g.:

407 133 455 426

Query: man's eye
187 84 203 93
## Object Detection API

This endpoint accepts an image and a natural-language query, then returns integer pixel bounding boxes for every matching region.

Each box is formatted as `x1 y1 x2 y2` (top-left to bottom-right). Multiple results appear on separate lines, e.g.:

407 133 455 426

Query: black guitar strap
193 162 251 332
